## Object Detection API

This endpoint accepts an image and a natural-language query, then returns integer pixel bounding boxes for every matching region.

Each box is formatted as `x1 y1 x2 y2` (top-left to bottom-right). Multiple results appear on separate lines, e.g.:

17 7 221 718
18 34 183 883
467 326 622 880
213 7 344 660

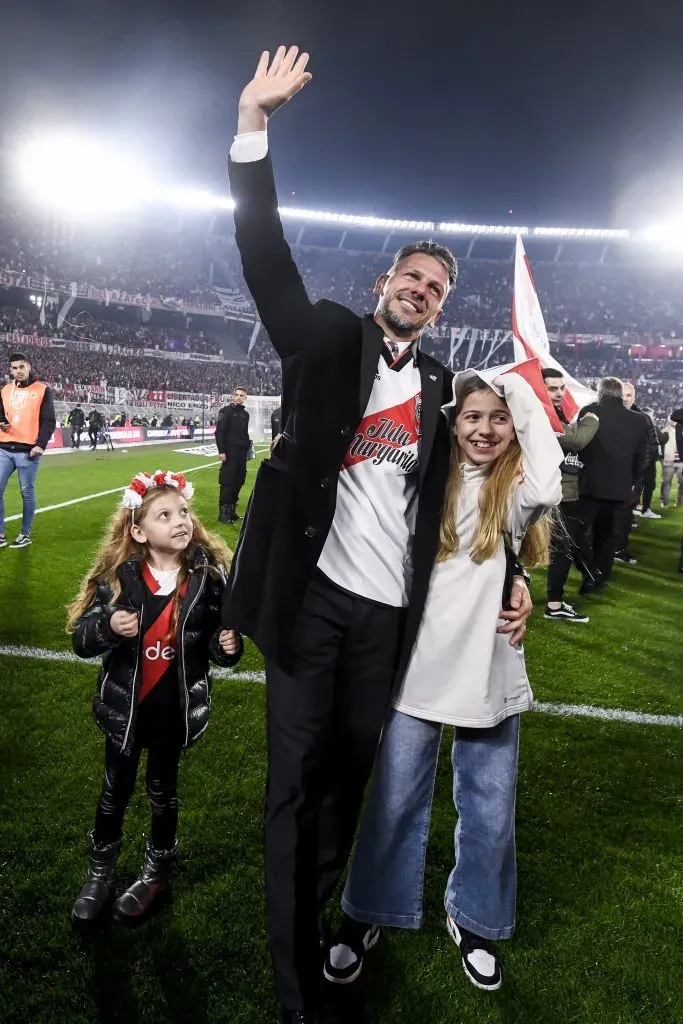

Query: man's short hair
392 241 458 287
542 367 564 381
9 352 30 364
234 387 247 394
598 377 623 399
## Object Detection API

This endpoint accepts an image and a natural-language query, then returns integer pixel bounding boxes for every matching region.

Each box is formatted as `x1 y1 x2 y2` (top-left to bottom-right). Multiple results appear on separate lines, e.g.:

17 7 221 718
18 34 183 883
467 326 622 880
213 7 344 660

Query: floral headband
122 470 195 512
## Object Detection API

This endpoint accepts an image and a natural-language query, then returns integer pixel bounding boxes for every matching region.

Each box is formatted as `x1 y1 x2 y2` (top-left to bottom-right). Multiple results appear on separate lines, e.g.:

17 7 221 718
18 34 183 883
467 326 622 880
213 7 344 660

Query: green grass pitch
1 443 681 1023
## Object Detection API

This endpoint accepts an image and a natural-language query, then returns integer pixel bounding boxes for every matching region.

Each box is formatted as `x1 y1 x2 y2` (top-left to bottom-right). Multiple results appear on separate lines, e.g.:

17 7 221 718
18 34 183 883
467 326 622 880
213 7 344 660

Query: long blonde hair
66 485 232 637
437 378 551 568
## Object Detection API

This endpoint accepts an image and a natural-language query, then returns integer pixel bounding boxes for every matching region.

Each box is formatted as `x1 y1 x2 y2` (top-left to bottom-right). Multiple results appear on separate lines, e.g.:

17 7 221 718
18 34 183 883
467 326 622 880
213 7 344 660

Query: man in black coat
577 377 648 591
223 47 531 1023
614 382 661 556
88 409 103 449
270 404 282 451
215 386 250 523
67 404 85 448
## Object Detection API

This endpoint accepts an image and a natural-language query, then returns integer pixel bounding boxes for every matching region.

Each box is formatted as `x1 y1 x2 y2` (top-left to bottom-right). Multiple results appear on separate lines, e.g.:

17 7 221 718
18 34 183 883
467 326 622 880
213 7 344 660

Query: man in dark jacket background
67 404 86 448
542 368 599 622
215 386 250 524
270 404 282 452
615 382 660 556
577 377 648 591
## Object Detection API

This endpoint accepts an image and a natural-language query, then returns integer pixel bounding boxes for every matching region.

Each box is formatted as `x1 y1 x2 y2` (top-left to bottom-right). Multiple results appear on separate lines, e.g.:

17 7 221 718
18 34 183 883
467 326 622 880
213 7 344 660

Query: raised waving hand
238 46 312 133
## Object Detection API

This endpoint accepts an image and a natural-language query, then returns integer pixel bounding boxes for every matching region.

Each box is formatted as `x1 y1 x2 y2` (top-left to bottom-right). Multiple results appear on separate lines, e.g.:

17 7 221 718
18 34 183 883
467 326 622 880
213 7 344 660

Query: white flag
512 235 595 419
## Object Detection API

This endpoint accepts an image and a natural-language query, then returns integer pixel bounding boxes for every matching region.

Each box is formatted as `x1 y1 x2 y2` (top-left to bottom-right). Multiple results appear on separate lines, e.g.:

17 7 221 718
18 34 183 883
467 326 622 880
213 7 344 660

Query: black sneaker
446 915 502 991
544 602 589 623
9 533 31 548
579 573 605 595
614 551 637 565
0 535 7 548
323 918 380 985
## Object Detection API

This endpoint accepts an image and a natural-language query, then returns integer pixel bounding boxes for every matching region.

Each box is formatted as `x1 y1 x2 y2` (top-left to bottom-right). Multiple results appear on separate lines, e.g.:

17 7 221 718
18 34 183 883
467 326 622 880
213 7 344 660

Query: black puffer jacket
72 548 243 754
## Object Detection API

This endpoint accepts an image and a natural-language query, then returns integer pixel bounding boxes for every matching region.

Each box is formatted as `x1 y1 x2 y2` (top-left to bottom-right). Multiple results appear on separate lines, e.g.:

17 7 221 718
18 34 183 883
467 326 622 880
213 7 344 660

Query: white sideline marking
3 461 220 523
1 645 681 727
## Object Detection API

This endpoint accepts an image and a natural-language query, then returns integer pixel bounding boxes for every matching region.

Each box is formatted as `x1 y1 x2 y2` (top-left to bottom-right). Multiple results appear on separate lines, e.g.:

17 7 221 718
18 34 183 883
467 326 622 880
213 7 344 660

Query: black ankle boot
218 505 231 524
71 831 121 931
113 840 178 927
228 504 241 523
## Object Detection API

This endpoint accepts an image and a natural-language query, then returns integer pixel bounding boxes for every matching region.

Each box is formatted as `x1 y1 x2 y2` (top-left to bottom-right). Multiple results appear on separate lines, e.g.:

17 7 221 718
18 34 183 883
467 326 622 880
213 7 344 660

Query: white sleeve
493 373 564 550
229 131 269 163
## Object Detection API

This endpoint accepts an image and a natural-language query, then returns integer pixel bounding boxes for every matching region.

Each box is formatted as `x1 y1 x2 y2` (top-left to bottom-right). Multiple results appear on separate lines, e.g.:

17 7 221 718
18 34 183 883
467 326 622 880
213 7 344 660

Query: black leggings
93 736 182 850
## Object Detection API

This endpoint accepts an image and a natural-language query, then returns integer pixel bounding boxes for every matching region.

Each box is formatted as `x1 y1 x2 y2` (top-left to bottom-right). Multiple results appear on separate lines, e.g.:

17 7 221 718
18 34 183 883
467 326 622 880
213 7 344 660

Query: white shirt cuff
230 130 269 163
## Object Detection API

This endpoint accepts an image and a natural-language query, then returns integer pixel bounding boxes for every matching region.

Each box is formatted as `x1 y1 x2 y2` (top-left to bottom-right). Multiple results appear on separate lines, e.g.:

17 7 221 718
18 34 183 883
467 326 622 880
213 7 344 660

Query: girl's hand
497 577 532 646
109 610 139 638
219 629 240 655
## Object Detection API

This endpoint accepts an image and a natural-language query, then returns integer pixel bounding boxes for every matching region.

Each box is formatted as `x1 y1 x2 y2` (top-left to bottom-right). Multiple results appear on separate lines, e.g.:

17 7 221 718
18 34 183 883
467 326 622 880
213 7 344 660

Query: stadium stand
1 198 682 428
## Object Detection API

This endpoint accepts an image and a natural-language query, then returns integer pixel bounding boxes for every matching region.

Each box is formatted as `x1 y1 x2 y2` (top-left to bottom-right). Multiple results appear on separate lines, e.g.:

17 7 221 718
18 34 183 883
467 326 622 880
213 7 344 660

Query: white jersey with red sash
317 339 421 607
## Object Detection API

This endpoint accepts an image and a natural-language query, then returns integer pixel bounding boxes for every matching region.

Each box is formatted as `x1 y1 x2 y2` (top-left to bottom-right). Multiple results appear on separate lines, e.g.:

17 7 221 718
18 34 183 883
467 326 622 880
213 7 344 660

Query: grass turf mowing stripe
2 644 681 727
3 460 220 522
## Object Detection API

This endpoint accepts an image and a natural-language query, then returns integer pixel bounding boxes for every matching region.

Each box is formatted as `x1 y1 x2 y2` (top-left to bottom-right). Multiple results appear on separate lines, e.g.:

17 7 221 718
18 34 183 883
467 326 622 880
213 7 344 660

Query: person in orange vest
0 352 56 549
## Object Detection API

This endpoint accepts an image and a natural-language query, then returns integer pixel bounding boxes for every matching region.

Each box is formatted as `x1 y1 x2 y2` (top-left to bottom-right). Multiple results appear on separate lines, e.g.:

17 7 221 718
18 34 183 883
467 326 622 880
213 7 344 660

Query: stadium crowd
0 306 223 356
5 199 683 338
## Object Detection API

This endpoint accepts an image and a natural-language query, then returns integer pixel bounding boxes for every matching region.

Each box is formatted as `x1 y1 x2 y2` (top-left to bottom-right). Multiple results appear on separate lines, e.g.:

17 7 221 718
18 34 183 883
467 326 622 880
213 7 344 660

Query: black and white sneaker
446 916 502 991
9 533 31 548
323 918 380 985
614 551 637 565
544 602 589 623
0 534 7 548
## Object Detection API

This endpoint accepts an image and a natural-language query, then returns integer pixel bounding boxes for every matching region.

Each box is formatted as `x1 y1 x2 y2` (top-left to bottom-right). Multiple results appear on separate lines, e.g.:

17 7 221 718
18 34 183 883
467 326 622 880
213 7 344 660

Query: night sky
2 0 683 227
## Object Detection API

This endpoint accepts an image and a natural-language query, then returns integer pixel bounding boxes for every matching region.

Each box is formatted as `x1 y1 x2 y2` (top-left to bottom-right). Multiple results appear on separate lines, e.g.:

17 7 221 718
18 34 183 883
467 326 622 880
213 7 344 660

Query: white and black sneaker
0 534 7 548
9 533 31 549
323 917 380 985
544 602 589 623
447 916 502 991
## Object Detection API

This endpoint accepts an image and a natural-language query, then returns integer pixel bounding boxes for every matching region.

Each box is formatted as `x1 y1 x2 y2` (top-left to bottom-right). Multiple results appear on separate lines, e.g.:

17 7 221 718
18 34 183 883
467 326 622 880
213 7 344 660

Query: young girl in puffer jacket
67 470 243 932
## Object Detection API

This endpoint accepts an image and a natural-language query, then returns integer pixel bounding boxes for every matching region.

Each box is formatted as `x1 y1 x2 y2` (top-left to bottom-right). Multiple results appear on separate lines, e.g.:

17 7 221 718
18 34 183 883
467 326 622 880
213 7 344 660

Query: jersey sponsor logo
144 641 176 663
343 395 421 474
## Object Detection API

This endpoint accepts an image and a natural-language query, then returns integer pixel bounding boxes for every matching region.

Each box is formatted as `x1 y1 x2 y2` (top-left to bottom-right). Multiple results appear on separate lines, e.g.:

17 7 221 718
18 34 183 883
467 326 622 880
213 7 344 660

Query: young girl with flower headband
67 469 243 931
325 370 563 992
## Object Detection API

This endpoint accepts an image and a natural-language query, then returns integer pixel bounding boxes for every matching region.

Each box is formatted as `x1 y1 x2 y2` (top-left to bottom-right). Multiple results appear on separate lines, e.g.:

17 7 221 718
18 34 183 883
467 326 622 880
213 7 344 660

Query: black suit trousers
577 497 621 579
264 571 402 1010
546 500 586 601
218 446 248 506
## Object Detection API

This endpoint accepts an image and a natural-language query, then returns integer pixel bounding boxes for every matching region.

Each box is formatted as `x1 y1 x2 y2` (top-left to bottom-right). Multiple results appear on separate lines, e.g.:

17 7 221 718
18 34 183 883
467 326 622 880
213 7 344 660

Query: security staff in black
68 405 86 448
216 387 250 524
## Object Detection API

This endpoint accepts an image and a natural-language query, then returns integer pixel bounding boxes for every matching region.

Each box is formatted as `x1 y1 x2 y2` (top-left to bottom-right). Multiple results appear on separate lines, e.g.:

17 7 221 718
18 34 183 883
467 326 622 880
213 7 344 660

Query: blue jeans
0 448 41 536
342 709 520 940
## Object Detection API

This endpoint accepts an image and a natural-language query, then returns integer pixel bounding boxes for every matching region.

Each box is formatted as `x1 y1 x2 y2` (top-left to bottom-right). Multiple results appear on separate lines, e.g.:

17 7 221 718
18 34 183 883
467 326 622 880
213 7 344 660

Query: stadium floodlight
438 222 529 236
532 226 629 240
639 220 683 253
277 206 435 232
160 188 235 212
11 132 154 217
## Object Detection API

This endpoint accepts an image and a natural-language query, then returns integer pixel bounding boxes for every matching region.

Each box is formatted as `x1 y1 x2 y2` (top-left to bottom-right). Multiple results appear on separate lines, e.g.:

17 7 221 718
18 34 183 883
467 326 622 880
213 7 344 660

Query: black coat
671 408 683 460
271 406 282 441
223 152 456 677
578 396 648 502
73 549 243 754
632 402 659 466
215 404 250 452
